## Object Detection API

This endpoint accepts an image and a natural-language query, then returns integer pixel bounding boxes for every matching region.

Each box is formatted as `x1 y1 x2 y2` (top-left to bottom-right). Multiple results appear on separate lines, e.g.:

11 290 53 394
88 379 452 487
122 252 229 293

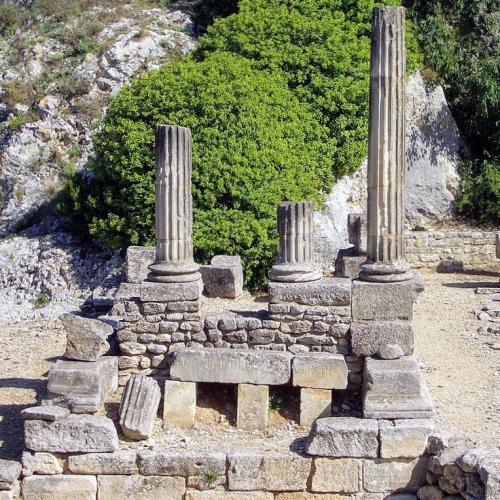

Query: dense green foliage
406 0 499 224
64 0 421 287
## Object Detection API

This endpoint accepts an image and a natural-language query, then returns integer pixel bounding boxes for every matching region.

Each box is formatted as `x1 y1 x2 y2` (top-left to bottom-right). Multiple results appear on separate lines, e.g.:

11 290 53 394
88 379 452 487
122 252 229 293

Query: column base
359 261 413 283
148 261 201 283
268 263 322 283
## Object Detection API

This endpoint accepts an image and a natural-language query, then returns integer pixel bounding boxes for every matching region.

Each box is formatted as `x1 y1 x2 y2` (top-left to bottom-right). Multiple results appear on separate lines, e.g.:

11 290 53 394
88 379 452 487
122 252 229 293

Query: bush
64 53 335 287
0 2 19 35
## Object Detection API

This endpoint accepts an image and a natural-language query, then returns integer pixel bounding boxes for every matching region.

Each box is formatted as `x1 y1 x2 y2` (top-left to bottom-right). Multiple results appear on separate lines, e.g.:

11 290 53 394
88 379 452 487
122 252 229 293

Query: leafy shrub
64 53 335 287
0 2 19 35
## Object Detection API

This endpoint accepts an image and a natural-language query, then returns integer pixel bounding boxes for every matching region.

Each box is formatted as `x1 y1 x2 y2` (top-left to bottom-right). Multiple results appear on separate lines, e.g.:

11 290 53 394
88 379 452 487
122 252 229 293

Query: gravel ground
0 271 498 461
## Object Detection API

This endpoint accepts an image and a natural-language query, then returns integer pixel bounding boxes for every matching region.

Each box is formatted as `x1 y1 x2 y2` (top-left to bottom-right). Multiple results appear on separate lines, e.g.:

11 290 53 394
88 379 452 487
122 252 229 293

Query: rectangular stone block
300 388 332 428
22 451 63 476
351 321 414 357
200 256 244 299
140 281 200 302
274 495 353 500
311 458 361 493
237 384 269 430
269 278 351 306
170 349 292 385
24 415 119 453
305 417 379 458
163 380 196 429
363 457 429 492
352 280 415 321
379 419 434 459
185 492 274 500
68 451 138 475
97 475 185 500
125 246 155 283
23 475 97 500
340 256 366 279
293 353 348 389
227 452 311 491
138 451 226 476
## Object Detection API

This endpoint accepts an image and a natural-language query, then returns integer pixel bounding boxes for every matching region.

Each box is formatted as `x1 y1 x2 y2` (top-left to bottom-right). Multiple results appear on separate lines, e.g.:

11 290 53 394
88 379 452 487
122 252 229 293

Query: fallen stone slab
200 255 244 299
61 313 113 361
119 375 160 440
21 406 69 422
138 451 226 476
140 281 200 302
292 353 348 389
0 461 20 486
379 419 434 458
305 417 379 458
22 475 97 500
125 246 156 283
268 278 351 306
68 451 138 475
24 415 119 453
46 357 118 413
22 452 63 476
97 475 185 500
170 348 292 385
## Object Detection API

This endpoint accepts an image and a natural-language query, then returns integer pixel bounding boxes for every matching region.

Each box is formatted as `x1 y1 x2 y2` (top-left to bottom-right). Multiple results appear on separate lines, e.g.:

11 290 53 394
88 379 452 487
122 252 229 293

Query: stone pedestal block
163 380 196 429
200 255 244 299
140 281 200 303
351 321 414 357
292 353 348 389
237 384 269 430
300 388 331 428
126 246 155 283
119 375 161 440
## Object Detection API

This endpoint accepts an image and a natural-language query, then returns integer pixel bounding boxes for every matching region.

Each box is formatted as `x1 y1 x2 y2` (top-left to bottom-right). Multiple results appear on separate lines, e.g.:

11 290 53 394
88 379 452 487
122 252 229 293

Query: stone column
360 6 412 283
269 201 322 282
148 125 200 283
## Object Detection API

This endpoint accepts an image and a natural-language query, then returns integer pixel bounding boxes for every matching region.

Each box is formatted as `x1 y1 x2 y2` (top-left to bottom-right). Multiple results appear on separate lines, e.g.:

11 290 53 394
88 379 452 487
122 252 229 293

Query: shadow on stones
196 383 236 425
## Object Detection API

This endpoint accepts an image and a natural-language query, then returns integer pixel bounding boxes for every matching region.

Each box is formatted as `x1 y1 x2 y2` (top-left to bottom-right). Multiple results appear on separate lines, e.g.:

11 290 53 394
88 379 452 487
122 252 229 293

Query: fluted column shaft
148 125 200 283
361 7 411 282
269 201 321 283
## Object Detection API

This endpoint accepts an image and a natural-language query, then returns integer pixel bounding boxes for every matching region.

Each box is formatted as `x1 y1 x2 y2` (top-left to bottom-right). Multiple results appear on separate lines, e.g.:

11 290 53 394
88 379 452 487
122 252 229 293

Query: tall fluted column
269 201 322 283
360 6 412 282
148 125 200 283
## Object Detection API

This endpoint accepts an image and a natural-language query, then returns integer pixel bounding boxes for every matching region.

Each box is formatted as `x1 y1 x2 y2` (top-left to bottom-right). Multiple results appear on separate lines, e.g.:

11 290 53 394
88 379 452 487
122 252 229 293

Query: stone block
61 313 112 361
125 246 155 283
97 475 185 500
68 451 137 474
200 255 244 299
22 475 97 500
379 419 434 458
363 357 434 419
311 458 361 493
237 384 269 430
352 280 416 321
24 415 119 453
170 349 292 385
227 452 311 491
363 457 429 492
119 375 160 440
140 281 200 303
293 353 348 389
163 380 196 428
46 357 117 413
0 461 20 486
22 452 62 476
21 406 69 422
340 256 366 279
274 495 352 500
269 278 351 306
300 388 332 428
138 451 226 476
185 492 274 500
114 282 141 301
305 417 379 458
350 321 414 357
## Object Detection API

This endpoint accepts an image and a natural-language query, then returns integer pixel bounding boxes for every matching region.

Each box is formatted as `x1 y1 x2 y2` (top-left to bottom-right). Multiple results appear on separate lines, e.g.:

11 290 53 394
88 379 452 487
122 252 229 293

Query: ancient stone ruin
2 7 498 500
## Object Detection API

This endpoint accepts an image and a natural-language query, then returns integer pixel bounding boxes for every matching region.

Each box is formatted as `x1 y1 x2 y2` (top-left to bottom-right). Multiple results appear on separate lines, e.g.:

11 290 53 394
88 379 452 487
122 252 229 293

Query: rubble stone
292 353 348 389
163 380 196 428
237 384 269 430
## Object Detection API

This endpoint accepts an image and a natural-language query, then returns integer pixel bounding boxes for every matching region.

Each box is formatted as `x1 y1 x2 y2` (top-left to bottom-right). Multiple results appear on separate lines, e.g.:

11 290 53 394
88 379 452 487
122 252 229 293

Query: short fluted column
269 201 322 283
148 125 200 283
360 6 412 282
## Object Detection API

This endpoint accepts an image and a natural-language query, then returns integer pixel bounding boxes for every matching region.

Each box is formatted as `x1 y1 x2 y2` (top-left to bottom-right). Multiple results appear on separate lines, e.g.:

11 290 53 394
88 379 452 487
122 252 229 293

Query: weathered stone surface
378 343 405 360
363 457 429 492
163 380 196 428
97 475 185 500
119 375 160 440
311 458 361 493
237 384 268 430
0 461 20 485
339 255 366 279
350 321 414 357
306 417 379 458
275 495 351 500
300 388 332 428
170 349 292 385
352 280 415 321
68 451 137 475
25 415 119 453
200 255 244 299
379 419 434 458
46 357 118 413
227 452 311 491
138 451 226 476
21 406 69 422
23 475 97 500
293 353 348 389
140 281 200 302
186 492 273 500
61 313 112 361
22 452 63 476
269 278 351 306
125 246 155 283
